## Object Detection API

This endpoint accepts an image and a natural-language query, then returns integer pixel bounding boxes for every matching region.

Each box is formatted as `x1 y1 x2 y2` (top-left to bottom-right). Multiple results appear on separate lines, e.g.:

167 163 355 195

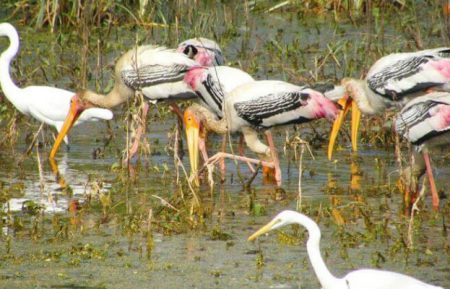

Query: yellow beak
327 95 362 160
50 97 83 159
248 219 280 241
328 96 352 160
184 110 200 186
351 100 361 152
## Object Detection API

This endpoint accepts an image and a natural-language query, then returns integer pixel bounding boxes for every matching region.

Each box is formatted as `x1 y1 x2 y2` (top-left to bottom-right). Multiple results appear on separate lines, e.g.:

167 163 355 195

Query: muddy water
1 6 450 289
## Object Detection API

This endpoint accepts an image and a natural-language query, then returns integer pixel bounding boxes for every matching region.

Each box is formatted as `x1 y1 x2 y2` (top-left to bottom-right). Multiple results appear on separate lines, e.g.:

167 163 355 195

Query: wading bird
328 47 450 160
0 22 113 154
248 210 444 289
50 39 222 159
183 65 255 182
184 80 338 186
395 92 450 209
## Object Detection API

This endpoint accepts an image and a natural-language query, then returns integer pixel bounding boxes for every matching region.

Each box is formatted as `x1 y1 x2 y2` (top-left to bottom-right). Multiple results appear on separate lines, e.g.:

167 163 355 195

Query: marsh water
1 2 450 289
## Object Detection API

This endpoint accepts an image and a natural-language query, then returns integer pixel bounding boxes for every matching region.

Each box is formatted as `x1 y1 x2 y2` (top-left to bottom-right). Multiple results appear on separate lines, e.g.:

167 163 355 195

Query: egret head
177 37 224 66
248 210 301 241
327 78 362 161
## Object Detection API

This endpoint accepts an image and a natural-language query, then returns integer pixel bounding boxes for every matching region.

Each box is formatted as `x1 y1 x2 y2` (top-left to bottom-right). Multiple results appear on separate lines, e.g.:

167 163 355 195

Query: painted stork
248 210 444 289
50 39 222 159
0 22 113 154
327 47 450 160
394 92 450 209
183 65 255 183
184 80 339 186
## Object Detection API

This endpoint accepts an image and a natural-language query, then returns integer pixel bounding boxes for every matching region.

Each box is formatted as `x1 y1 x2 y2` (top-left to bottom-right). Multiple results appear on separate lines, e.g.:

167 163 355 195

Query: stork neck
192 103 228 134
301 216 338 289
82 85 129 109
344 79 380 115
0 25 22 107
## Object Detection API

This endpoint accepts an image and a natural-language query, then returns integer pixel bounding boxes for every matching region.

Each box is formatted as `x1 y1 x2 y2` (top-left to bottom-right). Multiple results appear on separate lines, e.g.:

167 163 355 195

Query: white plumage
184 79 338 186
185 65 255 117
224 81 338 132
50 38 223 158
357 47 450 113
394 92 450 208
328 48 450 161
395 92 450 148
0 22 113 146
249 210 444 289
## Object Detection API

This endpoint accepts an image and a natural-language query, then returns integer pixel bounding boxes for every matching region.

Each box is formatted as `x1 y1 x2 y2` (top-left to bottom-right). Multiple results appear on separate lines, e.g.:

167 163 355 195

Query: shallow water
1 3 450 289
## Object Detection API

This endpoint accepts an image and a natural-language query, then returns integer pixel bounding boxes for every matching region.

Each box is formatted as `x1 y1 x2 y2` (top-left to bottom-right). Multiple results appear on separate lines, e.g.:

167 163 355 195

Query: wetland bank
0 1 449 288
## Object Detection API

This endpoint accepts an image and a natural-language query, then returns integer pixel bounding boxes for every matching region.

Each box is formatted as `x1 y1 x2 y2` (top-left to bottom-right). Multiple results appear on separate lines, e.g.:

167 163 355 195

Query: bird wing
195 66 254 118
197 72 225 116
395 92 450 146
23 86 73 126
367 48 450 100
120 45 198 91
121 64 192 91
233 88 312 129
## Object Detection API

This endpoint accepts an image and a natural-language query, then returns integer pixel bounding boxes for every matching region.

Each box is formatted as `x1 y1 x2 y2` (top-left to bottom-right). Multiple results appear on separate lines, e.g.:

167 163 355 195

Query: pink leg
423 151 439 210
206 152 275 168
169 102 184 127
199 136 209 162
238 133 256 173
127 102 149 162
265 131 281 187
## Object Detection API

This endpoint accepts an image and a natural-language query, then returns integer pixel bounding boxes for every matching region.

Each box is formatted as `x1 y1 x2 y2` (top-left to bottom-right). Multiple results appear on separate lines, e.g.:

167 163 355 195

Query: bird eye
300 93 310 101
183 45 198 57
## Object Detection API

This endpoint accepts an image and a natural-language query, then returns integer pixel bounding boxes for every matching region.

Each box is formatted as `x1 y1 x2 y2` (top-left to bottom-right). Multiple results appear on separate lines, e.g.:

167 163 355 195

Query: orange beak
184 109 201 186
49 95 85 159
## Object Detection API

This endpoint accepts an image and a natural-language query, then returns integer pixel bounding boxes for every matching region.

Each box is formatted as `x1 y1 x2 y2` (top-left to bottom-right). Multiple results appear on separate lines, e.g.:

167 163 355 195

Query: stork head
177 37 224 66
304 90 340 121
327 78 362 161
183 104 208 186
49 91 92 159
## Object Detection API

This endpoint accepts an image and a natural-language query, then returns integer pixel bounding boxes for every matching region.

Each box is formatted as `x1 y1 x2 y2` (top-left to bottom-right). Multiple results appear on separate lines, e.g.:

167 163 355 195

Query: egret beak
248 219 281 241
184 109 200 186
327 96 352 160
49 95 85 159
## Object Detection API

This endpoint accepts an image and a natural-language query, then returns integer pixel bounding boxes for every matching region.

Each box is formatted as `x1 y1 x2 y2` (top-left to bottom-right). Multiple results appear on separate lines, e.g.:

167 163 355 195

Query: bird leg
205 152 275 168
238 133 256 173
422 150 439 210
169 102 184 127
266 131 282 186
201 128 282 187
169 102 185 161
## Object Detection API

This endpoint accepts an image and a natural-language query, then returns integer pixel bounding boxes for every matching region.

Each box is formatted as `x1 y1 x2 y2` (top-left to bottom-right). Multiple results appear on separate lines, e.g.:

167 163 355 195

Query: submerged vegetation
0 0 449 288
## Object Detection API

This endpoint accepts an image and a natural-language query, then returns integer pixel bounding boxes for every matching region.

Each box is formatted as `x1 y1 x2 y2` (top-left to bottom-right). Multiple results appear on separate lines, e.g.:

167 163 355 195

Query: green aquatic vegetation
210 226 233 241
